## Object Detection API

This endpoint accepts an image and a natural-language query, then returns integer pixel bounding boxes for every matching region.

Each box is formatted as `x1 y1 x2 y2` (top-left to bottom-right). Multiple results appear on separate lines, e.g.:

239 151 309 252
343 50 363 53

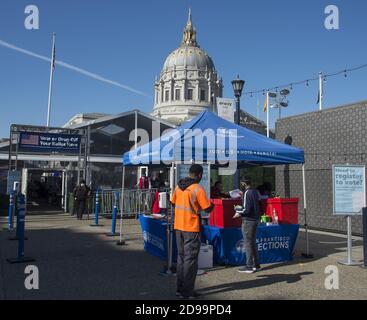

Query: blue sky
0 0 366 138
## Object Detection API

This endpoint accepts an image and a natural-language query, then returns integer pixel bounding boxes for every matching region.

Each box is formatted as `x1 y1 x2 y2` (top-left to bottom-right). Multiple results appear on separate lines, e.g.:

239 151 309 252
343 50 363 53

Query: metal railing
90 188 170 218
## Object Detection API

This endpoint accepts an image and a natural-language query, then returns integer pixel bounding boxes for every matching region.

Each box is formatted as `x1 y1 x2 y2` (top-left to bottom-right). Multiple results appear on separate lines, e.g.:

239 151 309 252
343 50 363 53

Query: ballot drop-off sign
333 165 366 215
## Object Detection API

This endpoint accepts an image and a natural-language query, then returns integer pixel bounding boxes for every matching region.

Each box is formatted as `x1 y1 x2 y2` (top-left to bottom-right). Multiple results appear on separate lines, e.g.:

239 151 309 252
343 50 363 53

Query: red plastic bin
209 198 242 228
262 198 299 225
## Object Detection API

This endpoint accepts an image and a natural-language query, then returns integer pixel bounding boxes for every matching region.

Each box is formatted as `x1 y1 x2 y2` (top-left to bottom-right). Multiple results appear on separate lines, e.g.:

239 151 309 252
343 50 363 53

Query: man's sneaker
238 266 255 274
175 291 181 297
253 264 261 271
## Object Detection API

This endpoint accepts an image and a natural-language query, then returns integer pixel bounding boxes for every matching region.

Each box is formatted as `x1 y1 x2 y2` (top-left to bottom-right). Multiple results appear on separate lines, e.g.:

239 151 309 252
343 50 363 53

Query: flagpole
319 71 323 111
46 33 56 127
266 91 270 138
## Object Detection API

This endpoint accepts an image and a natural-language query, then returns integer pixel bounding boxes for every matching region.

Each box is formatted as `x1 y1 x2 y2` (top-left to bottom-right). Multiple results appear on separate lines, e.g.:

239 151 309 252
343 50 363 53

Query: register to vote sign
333 165 366 215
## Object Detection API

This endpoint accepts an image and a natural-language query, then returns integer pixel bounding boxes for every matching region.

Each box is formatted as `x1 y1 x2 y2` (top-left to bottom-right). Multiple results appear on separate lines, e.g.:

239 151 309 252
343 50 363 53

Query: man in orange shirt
171 164 214 299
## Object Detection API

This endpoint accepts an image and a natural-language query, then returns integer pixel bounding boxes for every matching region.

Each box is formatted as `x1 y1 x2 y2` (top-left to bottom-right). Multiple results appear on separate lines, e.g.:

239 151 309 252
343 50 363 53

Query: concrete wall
275 100 367 235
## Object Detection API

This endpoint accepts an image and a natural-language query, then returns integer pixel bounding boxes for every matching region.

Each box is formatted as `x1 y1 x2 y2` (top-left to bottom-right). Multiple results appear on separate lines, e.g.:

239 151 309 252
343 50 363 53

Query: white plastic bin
198 244 213 269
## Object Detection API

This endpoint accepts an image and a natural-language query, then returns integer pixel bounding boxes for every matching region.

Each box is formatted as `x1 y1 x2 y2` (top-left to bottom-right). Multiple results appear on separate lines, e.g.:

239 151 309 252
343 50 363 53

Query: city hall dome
152 9 223 125
163 46 215 71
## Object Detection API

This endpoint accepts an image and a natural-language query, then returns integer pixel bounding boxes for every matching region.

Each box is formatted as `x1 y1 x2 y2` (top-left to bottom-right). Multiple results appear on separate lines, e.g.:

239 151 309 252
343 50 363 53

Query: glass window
187 89 193 100
200 90 206 102
165 90 170 102
175 89 180 101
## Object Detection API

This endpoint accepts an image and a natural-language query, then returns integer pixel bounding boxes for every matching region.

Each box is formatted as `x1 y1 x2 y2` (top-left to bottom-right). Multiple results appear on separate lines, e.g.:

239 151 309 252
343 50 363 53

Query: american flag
21 133 39 146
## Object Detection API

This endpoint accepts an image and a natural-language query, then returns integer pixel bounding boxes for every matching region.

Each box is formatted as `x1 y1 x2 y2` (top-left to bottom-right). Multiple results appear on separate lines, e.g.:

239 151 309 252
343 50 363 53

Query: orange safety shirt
171 183 211 233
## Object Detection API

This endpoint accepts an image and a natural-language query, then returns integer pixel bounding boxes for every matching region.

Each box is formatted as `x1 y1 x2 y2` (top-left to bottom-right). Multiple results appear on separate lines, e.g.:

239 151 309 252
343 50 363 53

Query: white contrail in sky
0 39 149 97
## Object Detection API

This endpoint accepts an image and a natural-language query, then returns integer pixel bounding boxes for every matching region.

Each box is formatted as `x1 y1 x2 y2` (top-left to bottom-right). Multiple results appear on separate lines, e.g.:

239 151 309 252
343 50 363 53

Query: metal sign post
363 208 367 268
333 165 365 266
339 215 363 266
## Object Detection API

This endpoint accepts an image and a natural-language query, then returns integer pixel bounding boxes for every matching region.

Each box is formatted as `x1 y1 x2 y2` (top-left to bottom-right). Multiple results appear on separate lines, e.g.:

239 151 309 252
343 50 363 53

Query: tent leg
301 164 313 259
162 162 175 275
117 165 127 246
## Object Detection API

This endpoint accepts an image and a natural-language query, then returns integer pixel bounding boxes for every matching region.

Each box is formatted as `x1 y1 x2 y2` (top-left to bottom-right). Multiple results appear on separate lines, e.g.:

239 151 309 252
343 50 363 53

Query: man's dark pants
175 230 201 297
242 219 259 268
75 199 86 219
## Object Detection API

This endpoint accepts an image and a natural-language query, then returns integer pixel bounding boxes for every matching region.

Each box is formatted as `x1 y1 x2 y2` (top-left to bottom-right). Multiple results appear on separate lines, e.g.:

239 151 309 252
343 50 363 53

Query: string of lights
304 152 367 162
305 152 367 156
243 62 367 97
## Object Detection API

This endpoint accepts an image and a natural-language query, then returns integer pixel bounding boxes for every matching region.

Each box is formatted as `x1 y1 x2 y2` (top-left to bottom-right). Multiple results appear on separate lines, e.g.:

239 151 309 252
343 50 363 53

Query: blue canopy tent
123 110 304 166
120 110 311 263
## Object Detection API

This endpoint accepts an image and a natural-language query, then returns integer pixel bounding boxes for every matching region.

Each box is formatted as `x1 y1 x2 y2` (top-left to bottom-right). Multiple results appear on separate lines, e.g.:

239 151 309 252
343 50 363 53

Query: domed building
152 10 223 125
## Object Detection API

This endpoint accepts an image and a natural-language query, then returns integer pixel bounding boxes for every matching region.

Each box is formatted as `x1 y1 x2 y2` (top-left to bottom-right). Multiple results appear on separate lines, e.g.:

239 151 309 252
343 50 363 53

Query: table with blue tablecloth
201 224 299 265
139 215 299 265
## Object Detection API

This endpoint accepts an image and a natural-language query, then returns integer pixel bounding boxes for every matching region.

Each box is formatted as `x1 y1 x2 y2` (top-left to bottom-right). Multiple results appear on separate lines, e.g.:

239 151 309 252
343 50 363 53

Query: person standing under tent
210 181 230 199
171 164 214 299
73 180 90 220
234 176 261 273
138 171 150 189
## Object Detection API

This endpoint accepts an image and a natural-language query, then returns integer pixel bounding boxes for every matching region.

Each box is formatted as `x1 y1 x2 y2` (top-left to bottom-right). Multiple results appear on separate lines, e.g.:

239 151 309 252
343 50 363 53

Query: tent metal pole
302 164 313 258
117 165 126 245
163 162 175 275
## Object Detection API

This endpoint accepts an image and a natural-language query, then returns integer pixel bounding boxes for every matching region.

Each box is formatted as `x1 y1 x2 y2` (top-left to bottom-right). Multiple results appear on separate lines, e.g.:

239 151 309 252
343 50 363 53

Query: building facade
275 100 367 235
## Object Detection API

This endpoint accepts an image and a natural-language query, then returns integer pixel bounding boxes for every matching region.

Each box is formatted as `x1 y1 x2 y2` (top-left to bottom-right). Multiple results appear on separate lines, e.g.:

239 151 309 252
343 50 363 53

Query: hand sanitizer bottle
273 208 279 225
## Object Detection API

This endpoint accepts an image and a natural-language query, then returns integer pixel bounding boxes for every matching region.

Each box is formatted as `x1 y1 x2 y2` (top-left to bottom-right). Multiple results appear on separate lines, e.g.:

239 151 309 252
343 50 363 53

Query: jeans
242 219 259 268
75 199 86 219
175 230 201 297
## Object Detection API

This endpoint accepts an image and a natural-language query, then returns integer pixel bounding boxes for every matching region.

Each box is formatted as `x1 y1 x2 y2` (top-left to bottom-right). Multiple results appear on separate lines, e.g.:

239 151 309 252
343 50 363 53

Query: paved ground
0 213 366 300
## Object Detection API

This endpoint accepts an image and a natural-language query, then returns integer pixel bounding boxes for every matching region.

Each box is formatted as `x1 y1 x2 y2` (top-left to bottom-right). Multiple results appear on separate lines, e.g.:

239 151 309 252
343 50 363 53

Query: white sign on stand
333 165 366 215
217 98 235 123
332 165 365 266
176 163 210 198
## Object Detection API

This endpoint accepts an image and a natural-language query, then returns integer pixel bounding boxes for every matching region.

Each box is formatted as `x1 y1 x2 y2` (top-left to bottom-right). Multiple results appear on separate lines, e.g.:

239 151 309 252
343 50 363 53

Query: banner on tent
201 224 299 265
139 215 177 262
140 215 298 265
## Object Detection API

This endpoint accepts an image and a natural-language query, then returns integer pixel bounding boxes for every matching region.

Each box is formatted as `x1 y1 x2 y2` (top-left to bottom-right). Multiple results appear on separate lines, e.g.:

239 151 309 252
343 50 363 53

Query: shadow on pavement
200 272 313 297
293 230 363 261
0 227 176 300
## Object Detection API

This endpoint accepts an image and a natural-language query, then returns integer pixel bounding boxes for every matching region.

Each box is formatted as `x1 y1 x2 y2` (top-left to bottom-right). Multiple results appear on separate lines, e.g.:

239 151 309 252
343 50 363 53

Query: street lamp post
231 75 245 190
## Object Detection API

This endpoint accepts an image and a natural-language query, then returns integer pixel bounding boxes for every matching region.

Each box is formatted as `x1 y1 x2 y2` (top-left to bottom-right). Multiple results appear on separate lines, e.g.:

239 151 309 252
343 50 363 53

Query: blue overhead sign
19 132 81 153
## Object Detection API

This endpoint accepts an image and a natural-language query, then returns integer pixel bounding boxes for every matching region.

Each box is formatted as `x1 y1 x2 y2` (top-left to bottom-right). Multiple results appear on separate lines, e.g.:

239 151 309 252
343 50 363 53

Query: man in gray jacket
234 177 261 273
